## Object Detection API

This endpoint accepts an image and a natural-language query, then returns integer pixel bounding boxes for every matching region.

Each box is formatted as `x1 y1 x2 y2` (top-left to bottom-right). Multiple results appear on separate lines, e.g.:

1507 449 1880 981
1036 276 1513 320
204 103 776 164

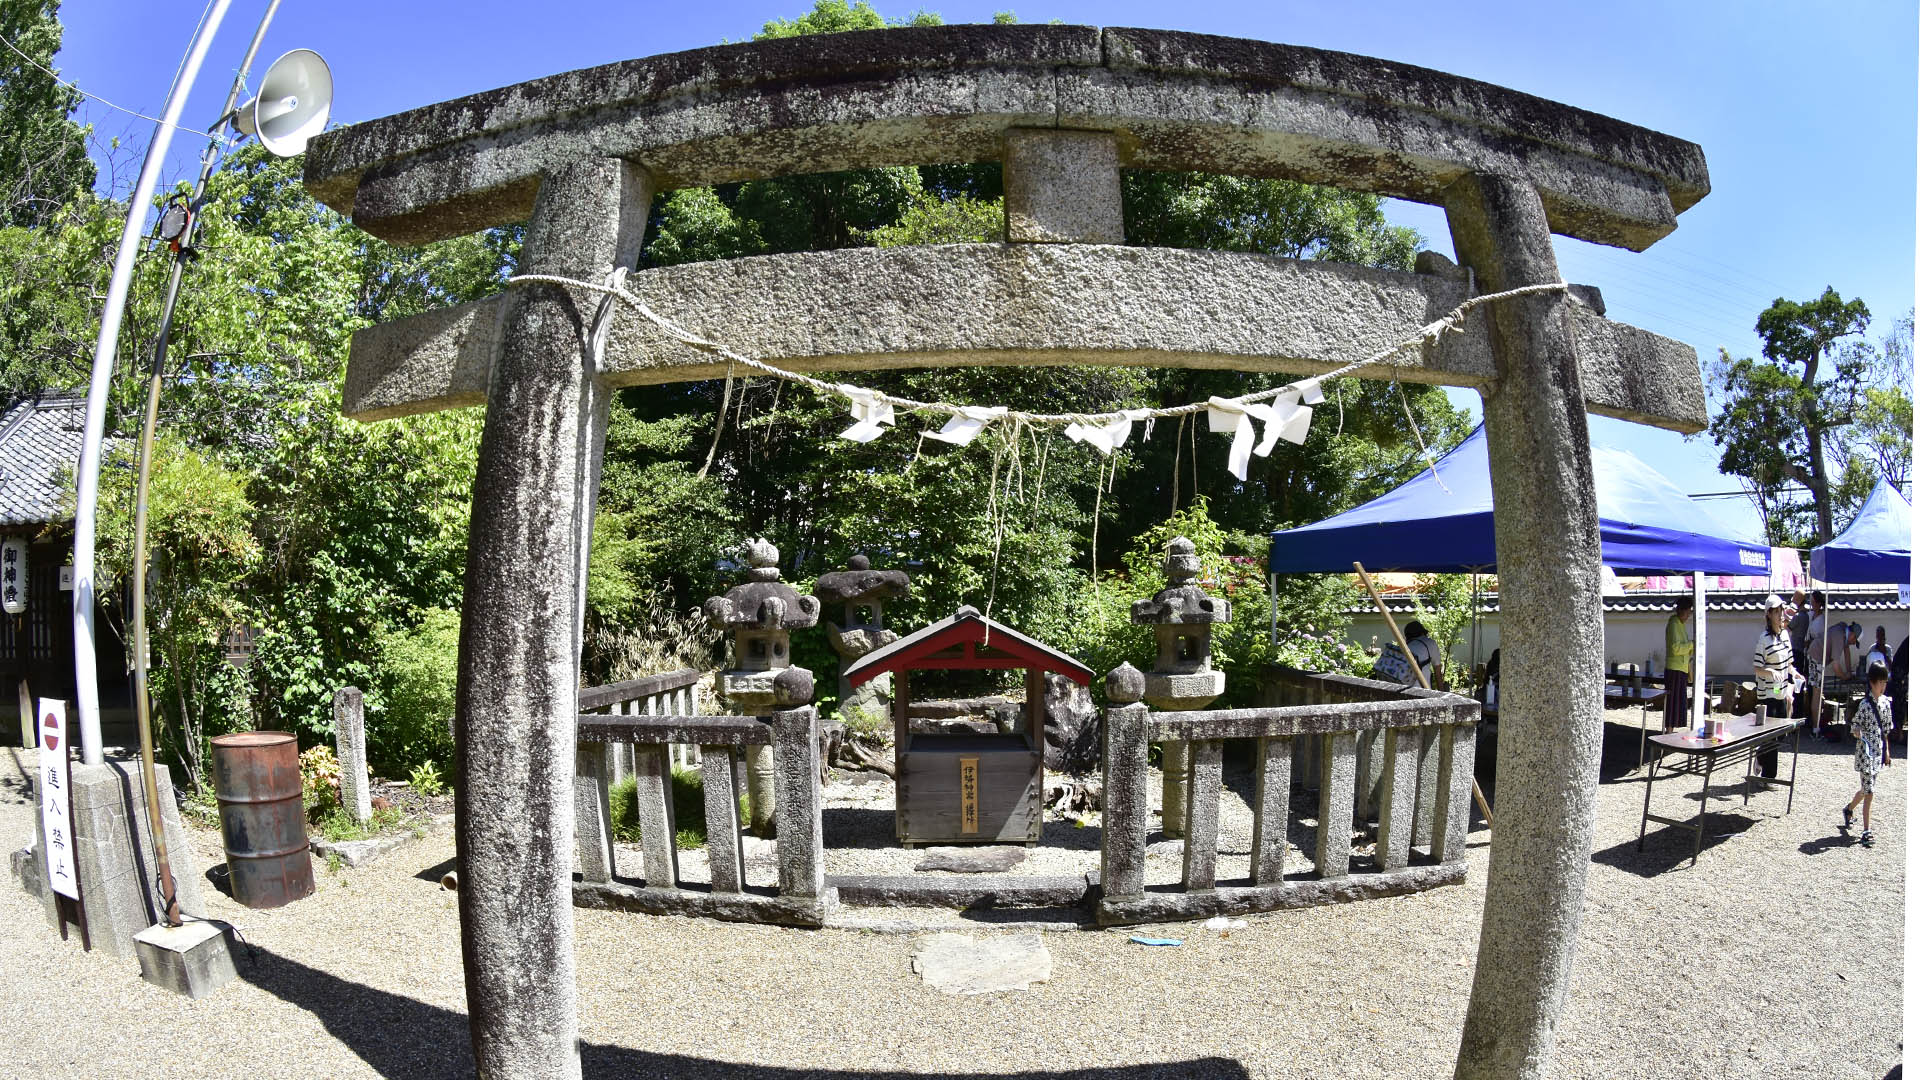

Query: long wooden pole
1354 562 1495 829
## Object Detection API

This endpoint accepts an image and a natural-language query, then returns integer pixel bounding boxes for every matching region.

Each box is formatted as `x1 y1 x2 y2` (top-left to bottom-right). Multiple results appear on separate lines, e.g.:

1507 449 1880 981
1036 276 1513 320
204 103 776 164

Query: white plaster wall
1343 599 1909 681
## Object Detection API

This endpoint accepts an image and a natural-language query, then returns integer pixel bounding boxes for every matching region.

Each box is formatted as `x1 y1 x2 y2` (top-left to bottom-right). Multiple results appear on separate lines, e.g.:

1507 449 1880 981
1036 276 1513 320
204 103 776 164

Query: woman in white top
1752 594 1803 776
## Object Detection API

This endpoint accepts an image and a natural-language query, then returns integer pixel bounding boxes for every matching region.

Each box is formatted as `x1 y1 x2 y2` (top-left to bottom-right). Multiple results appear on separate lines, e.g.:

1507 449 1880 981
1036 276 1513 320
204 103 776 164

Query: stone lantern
1130 537 1228 838
704 538 819 836
811 554 910 716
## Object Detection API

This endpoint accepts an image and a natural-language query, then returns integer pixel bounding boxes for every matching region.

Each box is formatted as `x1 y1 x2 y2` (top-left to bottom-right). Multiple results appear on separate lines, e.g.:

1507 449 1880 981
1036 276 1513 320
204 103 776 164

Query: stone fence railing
1097 665 1480 926
571 673 834 926
579 667 705 772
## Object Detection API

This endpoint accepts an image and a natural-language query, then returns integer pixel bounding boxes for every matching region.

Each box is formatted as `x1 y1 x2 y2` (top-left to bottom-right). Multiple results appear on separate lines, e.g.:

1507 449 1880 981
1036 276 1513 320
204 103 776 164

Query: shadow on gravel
238 944 1253 1079
416 855 457 884
1589 813 1757 877
1799 833 1857 857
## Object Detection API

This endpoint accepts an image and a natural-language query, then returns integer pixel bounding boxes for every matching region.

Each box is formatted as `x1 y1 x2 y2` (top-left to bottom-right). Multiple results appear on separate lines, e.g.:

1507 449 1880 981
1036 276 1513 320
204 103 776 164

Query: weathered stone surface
572 879 836 927
341 244 1705 434
333 687 371 825
571 745 613 884
44 760 206 958
701 745 744 894
1149 695 1479 741
1098 704 1150 901
305 26 1703 251
309 830 421 869
830 874 1091 909
1445 171 1608 1078
133 919 239 999
914 846 1028 873
1003 128 1123 243
770 707 825 900
1250 736 1291 884
1041 671 1099 774
911 932 1052 995
1181 739 1223 891
1143 670 1227 710
576 713 768 746
630 744 678 889
1094 861 1467 926
575 667 703 711
1105 663 1145 705
812 558 910 608
1375 727 1420 872
453 157 651 1080
1432 722 1478 864
1316 731 1357 879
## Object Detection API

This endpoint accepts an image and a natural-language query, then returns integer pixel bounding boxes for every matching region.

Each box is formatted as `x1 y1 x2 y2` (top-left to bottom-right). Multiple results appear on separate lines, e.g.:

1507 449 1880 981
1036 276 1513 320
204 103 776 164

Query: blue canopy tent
1268 425 1771 575
1269 426 1770 733
1810 477 1911 585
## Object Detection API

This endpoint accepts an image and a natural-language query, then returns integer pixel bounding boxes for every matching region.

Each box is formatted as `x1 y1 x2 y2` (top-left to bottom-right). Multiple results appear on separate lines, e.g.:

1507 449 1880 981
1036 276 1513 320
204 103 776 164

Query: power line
0 30 221 140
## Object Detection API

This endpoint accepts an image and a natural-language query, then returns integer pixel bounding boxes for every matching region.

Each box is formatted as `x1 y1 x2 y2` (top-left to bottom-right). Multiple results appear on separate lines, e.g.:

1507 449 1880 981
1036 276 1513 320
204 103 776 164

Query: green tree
0 0 94 228
1707 287 1875 544
88 437 259 788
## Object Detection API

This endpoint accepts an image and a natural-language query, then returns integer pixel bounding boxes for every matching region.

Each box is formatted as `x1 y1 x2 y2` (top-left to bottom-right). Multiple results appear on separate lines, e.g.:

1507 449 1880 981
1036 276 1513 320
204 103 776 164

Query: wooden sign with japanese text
958 756 978 835
38 699 77 900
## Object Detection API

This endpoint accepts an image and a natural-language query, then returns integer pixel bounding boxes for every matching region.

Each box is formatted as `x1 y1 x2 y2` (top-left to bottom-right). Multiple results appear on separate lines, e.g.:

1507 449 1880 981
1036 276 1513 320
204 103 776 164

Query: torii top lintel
307 25 1713 436
306 25 1706 250
842 607 1094 690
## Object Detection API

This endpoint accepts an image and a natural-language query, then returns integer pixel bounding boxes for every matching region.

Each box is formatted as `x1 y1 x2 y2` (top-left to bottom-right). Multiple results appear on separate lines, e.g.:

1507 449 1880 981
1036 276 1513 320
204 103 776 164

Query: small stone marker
333 687 372 825
914 846 1027 873
910 933 1051 995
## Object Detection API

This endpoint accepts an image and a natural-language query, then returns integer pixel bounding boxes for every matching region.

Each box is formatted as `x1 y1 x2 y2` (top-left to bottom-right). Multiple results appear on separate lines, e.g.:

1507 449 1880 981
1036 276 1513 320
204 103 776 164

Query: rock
1042 671 1099 774
909 932 1051 995
914 847 1027 873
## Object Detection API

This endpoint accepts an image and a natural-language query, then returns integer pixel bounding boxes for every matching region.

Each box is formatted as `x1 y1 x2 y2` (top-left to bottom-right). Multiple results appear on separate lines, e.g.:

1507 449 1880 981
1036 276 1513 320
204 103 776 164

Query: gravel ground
0 718 1901 1079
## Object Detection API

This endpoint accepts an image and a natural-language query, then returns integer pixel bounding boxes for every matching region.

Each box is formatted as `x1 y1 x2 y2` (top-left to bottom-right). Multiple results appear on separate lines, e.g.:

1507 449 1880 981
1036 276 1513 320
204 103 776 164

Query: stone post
333 687 371 825
1443 172 1606 1080
1097 665 1149 905
454 157 651 1080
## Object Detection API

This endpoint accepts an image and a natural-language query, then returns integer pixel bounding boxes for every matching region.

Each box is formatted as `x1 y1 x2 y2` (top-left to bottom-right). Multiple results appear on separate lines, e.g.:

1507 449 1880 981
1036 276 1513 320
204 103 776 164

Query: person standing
1662 596 1694 731
1752 595 1803 776
1825 621 1860 680
1787 589 1812 717
1842 662 1894 848
1865 626 1892 671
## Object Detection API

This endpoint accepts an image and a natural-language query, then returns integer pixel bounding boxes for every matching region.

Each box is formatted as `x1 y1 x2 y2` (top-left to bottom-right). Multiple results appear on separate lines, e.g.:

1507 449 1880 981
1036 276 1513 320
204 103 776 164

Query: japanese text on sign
38 699 77 899
958 756 978 834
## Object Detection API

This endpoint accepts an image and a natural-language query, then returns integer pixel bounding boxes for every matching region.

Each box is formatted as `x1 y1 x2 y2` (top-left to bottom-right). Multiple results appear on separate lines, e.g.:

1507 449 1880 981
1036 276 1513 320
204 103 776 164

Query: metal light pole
71 0 236 767
129 0 285 929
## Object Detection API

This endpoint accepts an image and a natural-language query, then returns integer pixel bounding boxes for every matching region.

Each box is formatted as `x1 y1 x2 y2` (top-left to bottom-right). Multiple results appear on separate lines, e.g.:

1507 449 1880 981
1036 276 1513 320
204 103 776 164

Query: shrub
371 607 460 775
408 760 448 797
300 745 343 814
604 766 734 850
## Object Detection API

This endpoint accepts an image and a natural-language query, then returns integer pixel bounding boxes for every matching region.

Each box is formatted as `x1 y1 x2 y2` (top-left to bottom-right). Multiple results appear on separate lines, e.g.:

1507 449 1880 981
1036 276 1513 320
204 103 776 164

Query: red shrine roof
843 605 1093 688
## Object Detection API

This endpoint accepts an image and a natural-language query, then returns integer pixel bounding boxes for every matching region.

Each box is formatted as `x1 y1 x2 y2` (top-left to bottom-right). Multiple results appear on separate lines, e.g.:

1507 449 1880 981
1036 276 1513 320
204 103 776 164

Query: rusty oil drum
210 731 314 908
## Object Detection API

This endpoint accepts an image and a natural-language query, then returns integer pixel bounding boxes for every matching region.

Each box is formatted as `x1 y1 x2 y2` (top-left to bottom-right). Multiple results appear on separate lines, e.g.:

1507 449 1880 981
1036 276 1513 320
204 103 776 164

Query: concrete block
134 919 239 999
1003 128 1123 244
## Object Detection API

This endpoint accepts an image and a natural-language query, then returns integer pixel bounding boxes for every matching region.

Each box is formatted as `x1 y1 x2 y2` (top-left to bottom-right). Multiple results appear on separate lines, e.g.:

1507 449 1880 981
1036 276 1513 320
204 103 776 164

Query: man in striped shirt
1753 594 1804 775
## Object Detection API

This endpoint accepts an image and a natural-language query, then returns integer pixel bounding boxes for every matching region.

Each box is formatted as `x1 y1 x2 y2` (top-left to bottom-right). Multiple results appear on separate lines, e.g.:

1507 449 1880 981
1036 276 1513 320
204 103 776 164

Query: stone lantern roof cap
813 554 910 606
703 539 821 630
1132 538 1228 624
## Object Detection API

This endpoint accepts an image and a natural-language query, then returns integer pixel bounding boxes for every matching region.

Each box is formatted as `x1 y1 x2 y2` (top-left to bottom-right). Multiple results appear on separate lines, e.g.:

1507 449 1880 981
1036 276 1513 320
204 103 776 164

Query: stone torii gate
301 25 1709 1080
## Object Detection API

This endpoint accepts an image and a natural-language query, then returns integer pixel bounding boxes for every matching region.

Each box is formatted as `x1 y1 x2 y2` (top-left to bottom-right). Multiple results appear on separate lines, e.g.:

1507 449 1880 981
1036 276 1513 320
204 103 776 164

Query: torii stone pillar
1444 173 1605 1080
454 157 651 1080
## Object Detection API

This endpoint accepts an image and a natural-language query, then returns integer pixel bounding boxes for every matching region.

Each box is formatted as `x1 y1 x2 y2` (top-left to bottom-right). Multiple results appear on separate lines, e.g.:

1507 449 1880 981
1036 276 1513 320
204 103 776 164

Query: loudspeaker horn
234 49 333 157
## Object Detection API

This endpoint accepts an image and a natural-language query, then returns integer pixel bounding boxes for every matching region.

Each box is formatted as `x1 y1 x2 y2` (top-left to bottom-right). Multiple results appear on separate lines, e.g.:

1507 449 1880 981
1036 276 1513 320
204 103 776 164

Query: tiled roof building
0 395 86 528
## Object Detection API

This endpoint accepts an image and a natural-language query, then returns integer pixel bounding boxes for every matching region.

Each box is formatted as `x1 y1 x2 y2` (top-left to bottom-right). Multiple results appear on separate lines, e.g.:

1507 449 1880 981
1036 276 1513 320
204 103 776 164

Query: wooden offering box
843 606 1092 846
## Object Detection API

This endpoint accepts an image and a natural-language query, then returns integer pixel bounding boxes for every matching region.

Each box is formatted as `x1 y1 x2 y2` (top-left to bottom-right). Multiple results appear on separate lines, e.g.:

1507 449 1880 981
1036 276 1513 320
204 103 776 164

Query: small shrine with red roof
843 605 1092 846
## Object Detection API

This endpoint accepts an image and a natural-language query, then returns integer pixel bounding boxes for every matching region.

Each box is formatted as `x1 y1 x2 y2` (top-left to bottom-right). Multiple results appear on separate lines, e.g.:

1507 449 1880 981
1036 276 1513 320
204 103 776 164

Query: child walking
1844 662 1895 847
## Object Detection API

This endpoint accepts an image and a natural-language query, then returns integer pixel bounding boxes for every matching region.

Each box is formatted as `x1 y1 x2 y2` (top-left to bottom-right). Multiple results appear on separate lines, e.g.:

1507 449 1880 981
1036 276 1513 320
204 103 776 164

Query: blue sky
48 1 1920 543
